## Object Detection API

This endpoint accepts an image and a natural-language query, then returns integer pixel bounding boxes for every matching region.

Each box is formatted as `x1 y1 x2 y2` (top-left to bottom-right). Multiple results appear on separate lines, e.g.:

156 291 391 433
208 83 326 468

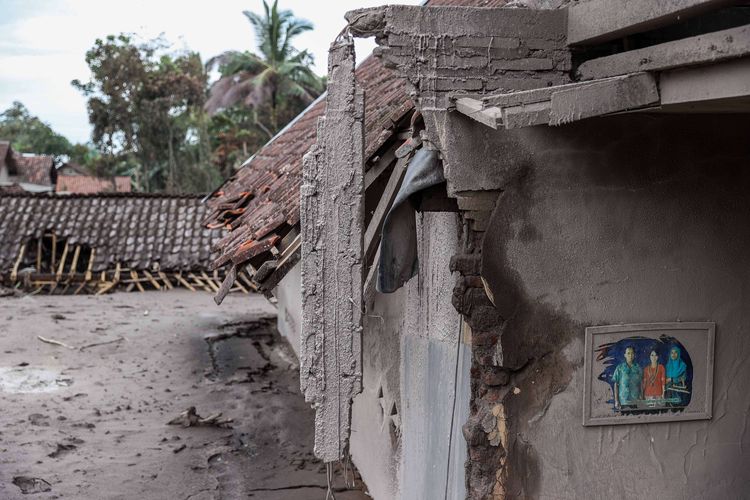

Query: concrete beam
300 35 364 463
550 72 659 125
577 24 750 80
660 57 750 107
567 0 734 46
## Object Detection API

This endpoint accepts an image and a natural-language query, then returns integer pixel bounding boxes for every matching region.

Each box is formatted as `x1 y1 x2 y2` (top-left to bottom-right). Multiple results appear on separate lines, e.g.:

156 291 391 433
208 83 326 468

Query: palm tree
205 0 324 137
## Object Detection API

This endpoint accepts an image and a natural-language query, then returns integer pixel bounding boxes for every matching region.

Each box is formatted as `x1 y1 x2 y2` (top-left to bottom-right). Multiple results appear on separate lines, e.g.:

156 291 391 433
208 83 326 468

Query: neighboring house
207 1 750 499
0 192 237 295
0 141 54 193
55 175 131 194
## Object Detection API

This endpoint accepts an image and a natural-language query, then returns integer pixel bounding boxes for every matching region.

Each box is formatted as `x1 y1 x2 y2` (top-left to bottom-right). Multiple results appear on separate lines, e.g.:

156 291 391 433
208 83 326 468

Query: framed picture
582 322 715 426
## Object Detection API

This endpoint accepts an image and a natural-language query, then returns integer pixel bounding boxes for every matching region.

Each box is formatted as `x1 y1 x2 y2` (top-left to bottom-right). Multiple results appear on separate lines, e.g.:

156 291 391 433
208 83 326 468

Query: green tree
73 34 221 193
0 102 74 157
206 0 324 136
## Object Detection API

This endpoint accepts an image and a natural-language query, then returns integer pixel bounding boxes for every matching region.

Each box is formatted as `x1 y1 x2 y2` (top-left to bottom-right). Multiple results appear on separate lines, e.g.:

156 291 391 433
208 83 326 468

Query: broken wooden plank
300 34 364 463
364 146 397 190
454 97 503 129
503 101 552 129
578 24 750 80
567 0 732 46
550 72 659 125
214 265 237 305
363 155 409 269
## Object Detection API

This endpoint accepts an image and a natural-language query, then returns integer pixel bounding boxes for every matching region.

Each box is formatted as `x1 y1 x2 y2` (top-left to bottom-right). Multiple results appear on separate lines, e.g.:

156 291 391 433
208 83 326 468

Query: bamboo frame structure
2 232 243 296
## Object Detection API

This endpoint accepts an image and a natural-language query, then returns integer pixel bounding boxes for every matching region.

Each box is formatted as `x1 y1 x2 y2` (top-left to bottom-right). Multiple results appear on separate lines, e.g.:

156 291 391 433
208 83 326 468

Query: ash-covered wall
348 4 750 499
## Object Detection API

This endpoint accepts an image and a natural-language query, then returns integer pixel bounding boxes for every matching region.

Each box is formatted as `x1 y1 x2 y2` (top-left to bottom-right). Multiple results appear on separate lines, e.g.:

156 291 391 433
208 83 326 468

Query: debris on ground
12 476 52 494
167 406 233 428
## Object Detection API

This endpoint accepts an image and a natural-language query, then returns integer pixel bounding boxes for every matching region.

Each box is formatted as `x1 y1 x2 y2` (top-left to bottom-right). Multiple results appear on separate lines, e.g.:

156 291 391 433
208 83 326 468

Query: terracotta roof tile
14 155 53 185
56 175 131 194
205 55 413 278
0 192 221 273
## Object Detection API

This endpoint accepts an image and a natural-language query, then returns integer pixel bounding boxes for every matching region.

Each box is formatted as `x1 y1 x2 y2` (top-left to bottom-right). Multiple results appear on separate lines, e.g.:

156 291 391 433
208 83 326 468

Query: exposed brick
473 330 500 347
482 368 510 387
491 58 554 72
430 77 484 91
454 35 521 50
450 254 481 274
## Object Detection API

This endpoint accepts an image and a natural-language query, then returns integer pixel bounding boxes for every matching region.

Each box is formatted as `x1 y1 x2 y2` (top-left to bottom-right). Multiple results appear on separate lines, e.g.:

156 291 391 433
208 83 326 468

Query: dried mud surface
0 291 368 499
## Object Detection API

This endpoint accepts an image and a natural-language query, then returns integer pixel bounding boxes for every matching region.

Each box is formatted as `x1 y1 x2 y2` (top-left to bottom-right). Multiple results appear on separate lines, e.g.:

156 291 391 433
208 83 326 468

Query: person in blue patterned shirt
612 346 642 409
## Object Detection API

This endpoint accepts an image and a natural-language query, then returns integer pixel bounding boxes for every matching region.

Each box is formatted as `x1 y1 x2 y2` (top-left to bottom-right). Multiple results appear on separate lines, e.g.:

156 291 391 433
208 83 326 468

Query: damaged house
207 0 750 498
0 193 235 294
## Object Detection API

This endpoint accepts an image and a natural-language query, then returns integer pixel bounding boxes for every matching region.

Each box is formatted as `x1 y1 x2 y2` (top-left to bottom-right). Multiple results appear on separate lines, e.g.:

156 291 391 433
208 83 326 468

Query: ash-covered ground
0 291 368 499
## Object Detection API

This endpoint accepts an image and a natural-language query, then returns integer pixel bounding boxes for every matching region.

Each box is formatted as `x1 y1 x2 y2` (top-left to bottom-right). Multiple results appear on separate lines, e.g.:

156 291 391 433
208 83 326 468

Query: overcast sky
0 0 420 144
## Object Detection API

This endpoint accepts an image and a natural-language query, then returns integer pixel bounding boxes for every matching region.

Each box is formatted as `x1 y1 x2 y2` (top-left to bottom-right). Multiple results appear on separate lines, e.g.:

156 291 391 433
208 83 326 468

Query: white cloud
0 0 420 144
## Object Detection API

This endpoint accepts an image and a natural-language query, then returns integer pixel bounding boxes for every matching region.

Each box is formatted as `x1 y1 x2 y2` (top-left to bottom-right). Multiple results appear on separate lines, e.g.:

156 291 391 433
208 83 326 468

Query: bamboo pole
142 270 161 290
201 271 220 293
130 270 145 292
174 273 196 292
10 243 26 282
68 245 81 278
50 233 57 271
56 241 69 280
36 238 42 272
158 272 174 290
84 249 95 281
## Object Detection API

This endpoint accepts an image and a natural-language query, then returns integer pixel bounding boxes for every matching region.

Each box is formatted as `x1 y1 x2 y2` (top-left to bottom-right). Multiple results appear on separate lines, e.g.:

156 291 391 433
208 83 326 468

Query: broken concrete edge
300 34 364 464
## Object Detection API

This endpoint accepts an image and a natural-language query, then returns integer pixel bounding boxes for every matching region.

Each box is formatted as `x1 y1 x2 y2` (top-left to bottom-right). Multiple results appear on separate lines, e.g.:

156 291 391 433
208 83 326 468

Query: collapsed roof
203 54 413 299
0 192 221 274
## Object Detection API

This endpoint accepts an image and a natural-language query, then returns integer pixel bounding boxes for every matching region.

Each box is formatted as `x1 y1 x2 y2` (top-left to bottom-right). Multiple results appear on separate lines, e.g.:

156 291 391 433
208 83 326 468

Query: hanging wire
326 462 337 500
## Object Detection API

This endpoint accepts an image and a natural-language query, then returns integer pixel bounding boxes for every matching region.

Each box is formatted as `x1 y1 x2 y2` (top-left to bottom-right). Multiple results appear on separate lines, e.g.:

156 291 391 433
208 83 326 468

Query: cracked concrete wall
475 113 750 499
348 5 750 498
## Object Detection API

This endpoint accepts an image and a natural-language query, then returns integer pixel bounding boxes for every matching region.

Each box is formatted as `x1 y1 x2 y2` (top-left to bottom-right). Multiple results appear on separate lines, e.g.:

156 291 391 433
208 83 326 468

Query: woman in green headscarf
665 346 688 406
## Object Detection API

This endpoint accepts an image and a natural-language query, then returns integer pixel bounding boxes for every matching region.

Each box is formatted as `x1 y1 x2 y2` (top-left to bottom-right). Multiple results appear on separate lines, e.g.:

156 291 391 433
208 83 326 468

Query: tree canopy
206 0 324 137
72 34 221 193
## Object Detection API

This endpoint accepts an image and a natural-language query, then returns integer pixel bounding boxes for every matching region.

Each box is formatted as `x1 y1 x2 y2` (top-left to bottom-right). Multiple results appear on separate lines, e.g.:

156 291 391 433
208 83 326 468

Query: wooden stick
56 241 69 279
85 249 95 281
50 233 57 271
68 245 81 277
189 273 213 293
36 238 42 272
10 243 26 282
130 270 145 292
201 271 220 292
114 262 121 283
37 335 74 350
79 336 125 351
96 281 117 295
158 272 174 290
174 273 196 292
73 281 88 295
142 270 162 290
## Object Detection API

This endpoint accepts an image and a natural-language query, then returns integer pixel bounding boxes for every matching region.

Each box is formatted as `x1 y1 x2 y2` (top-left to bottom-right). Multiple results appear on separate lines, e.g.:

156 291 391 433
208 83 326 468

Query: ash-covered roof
204 55 413 282
56 175 131 194
15 155 53 185
0 193 221 273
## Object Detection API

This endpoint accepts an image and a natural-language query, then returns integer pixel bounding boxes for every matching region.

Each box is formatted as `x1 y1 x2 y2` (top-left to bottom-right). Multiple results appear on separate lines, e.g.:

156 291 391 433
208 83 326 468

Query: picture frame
582 322 715 426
